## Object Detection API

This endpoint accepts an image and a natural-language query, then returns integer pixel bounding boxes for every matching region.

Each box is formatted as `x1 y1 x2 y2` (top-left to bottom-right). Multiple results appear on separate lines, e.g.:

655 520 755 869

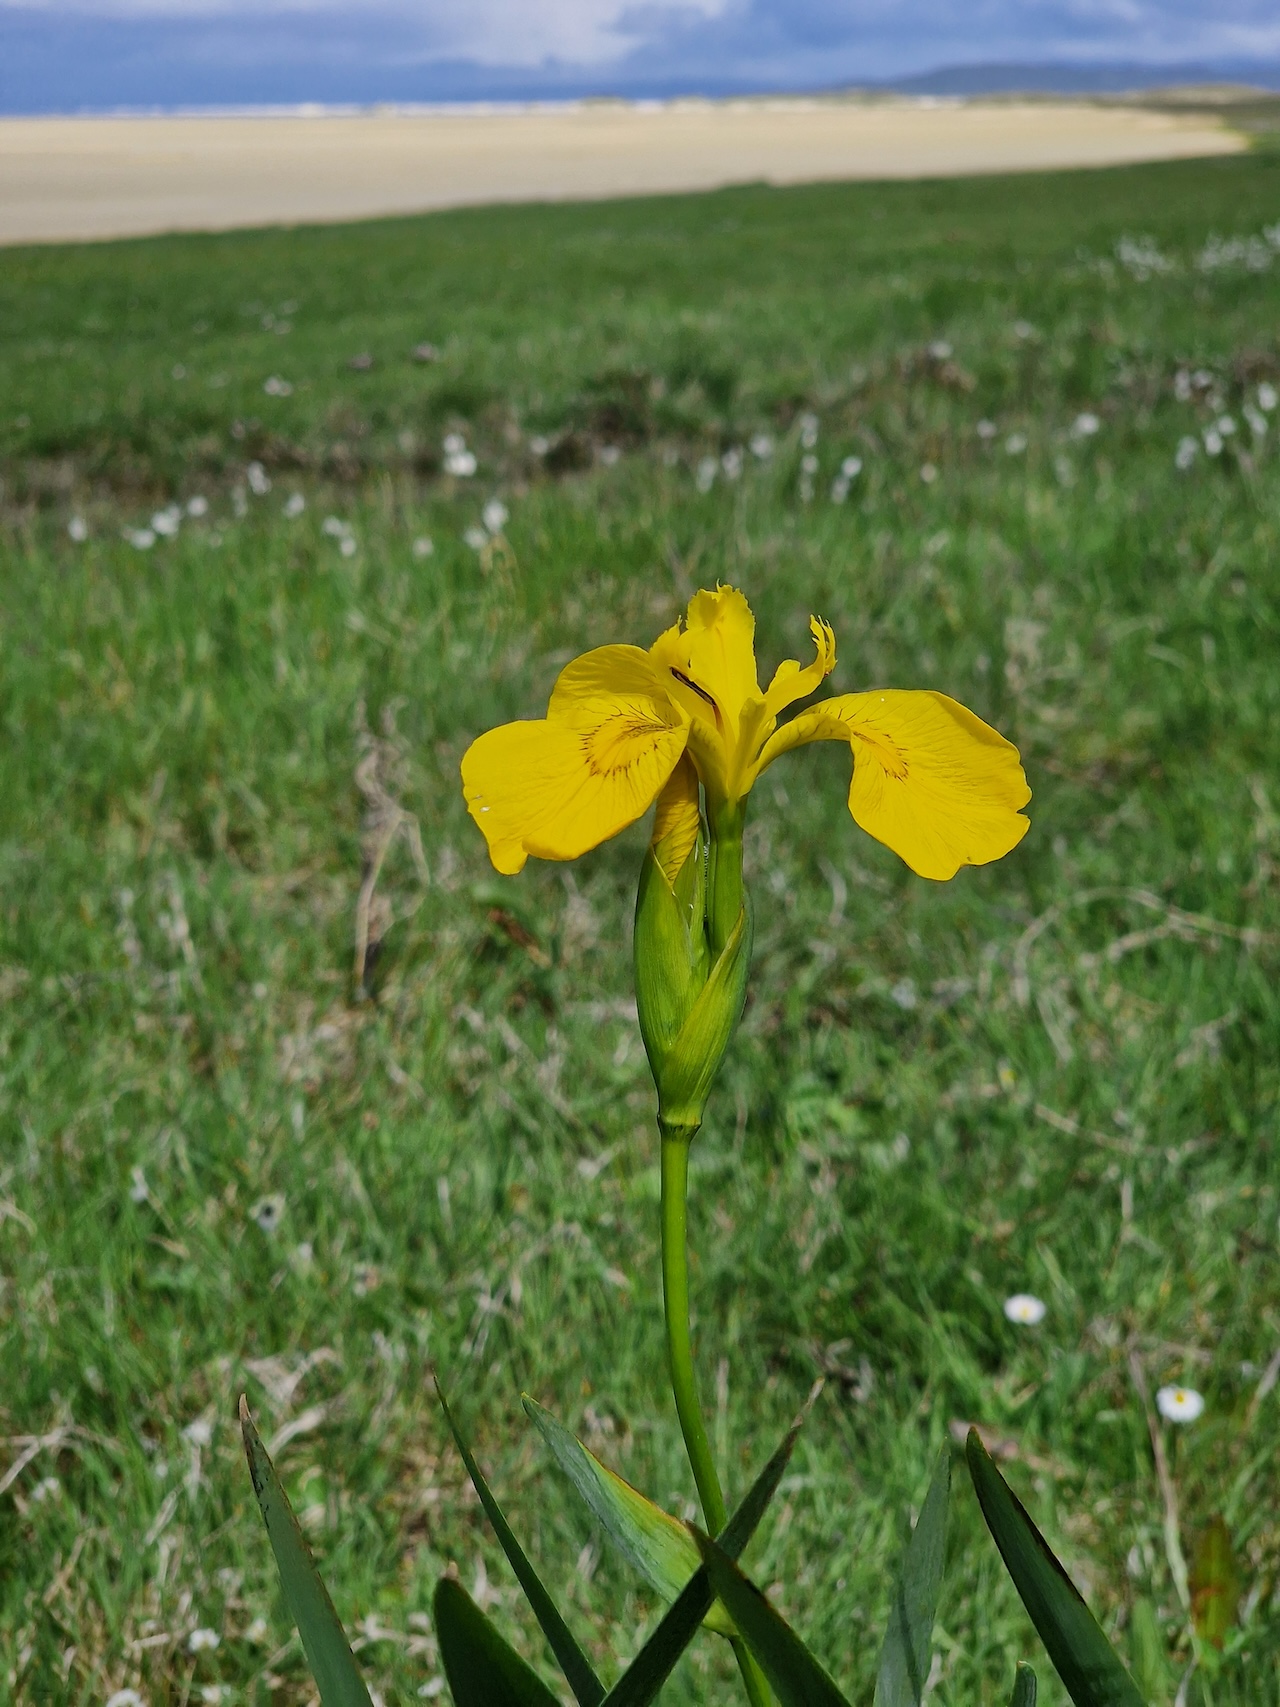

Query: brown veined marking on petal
584 707 675 776
669 667 723 728
850 723 909 781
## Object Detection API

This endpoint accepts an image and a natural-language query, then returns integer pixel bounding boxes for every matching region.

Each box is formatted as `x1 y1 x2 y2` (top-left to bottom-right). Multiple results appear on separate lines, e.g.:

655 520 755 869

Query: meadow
1 146 1279 1705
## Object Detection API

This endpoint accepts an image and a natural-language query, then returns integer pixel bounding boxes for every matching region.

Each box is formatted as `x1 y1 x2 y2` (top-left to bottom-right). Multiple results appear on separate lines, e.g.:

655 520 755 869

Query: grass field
2 147 1280 1706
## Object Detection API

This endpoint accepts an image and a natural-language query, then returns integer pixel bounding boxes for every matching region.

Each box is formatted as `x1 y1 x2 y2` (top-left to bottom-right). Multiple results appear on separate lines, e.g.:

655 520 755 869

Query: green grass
2 148 1280 1706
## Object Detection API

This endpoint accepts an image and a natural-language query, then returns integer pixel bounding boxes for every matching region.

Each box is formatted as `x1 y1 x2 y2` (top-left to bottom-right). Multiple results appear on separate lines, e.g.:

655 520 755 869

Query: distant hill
0 6 1277 118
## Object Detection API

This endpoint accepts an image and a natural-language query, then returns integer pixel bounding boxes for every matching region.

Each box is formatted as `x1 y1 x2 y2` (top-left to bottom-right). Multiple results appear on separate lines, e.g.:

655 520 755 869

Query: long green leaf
874 1449 950 1707
691 1528 852 1707
433 1577 562 1707
966 1431 1144 1707
1010 1663 1038 1706
435 1378 604 1707
600 1414 804 1707
238 1396 374 1707
523 1394 734 1635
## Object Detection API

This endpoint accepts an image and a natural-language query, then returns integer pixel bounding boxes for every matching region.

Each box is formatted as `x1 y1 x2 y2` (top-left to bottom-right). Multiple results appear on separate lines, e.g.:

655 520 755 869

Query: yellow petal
651 754 702 884
761 690 1030 880
763 616 837 717
462 645 688 873
680 586 760 733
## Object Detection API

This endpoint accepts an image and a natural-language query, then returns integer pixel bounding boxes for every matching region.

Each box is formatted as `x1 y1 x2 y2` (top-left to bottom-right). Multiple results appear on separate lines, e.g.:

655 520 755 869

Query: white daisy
1156 1385 1204 1423
1003 1293 1047 1325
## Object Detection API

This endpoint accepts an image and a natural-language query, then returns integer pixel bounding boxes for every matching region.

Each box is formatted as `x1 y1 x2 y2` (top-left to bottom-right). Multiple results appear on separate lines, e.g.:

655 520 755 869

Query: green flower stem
660 1124 773 1707
706 798 746 957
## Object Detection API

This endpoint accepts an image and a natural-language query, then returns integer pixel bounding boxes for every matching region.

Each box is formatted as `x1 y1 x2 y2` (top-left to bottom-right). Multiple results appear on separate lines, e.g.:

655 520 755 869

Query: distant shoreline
0 96 1244 249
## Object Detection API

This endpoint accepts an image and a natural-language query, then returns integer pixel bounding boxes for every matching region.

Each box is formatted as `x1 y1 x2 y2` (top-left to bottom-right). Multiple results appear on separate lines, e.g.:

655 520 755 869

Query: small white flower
1216 415 1237 436
283 492 306 518
1005 432 1028 456
528 434 550 456
840 454 863 478
250 1194 284 1235
1004 1293 1047 1325
1156 1384 1204 1423
463 526 488 551
186 495 209 518
321 515 350 538
1174 369 1192 401
721 446 743 480
798 412 819 448
1175 435 1199 471
1013 319 1034 339
263 375 293 397
339 536 357 558
800 452 819 475
129 1165 150 1204
443 431 466 454
928 339 953 360
695 456 717 493
1072 412 1101 438
1258 381 1277 412
1203 428 1224 457
183 1415 214 1448
30 1475 61 1503
412 536 434 558
919 462 938 484
830 476 850 503
247 462 271 495
125 527 156 550
68 515 89 542
749 432 774 459
188 1627 220 1653
890 979 917 1010
597 444 621 466
976 419 998 440
1244 404 1268 438
106 1692 145 1707
246 1616 270 1644
444 449 477 477
151 506 181 537
482 499 508 534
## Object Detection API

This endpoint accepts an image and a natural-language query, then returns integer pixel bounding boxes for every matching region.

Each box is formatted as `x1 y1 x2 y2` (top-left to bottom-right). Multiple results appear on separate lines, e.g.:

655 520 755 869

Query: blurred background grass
1 148 1279 1704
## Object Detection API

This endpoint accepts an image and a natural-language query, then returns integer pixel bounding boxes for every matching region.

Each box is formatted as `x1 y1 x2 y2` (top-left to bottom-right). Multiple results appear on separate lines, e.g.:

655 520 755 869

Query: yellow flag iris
461 586 1030 882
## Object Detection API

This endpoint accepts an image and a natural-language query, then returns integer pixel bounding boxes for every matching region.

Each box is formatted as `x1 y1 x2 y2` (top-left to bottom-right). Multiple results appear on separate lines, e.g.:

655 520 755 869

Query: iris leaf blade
1010 1663 1039 1707
238 1396 374 1707
600 1413 804 1707
690 1527 853 1707
966 1431 1144 1707
433 1577 563 1707
874 1448 950 1707
436 1378 604 1707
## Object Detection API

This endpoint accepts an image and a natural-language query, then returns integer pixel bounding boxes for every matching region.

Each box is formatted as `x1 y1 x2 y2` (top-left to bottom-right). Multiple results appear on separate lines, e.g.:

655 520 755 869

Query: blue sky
2 0 1278 112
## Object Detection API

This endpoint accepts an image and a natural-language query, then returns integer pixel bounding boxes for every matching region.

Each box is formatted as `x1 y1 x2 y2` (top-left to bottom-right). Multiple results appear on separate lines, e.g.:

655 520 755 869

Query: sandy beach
0 97 1243 247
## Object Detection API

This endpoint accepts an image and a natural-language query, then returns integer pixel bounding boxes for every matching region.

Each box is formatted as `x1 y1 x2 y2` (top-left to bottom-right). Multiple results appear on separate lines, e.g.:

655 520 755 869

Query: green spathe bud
634 821 752 1133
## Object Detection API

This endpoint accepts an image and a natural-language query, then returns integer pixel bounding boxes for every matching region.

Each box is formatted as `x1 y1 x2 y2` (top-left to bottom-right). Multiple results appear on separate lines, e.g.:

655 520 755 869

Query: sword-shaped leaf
433 1577 562 1707
874 1449 950 1707
691 1527 853 1707
600 1413 804 1707
1010 1663 1038 1706
239 1396 374 1707
523 1395 735 1635
966 1431 1144 1707
435 1378 604 1707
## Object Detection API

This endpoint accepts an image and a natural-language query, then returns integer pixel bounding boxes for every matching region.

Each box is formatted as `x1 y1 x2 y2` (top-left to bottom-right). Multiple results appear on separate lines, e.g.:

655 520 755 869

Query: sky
2 0 1279 113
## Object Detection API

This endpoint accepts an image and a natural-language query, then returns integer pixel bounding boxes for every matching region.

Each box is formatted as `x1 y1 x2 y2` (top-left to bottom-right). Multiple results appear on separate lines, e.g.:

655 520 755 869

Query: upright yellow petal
650 754 702 884
461 645 688 873
680 586 760 734
763 616 837 717
760 690 1030 881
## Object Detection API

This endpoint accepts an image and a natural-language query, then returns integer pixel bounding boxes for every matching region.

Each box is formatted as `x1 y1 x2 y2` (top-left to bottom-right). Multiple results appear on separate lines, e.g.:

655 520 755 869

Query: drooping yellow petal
650 754 702 884
461 645 688 874
760 690 1030 880
763 616 837 717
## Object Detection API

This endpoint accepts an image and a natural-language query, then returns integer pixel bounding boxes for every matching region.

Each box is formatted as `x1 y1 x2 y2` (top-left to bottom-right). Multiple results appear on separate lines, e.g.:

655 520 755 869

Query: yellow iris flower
461 585 1030 883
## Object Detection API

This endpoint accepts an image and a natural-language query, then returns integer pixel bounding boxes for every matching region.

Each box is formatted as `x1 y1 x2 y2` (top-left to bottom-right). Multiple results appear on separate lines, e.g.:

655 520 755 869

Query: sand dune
0 97 1243 247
